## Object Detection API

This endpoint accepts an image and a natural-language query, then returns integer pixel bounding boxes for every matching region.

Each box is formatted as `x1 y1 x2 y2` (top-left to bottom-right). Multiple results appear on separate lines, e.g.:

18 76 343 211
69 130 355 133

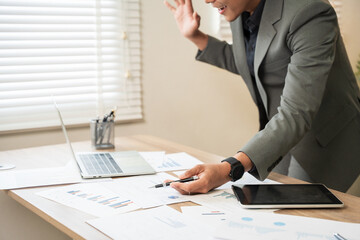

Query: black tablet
232 184 344 208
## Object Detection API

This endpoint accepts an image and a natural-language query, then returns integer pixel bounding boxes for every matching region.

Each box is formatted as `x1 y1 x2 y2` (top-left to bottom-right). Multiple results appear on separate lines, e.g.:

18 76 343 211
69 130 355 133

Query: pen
102 113 109 122
149 176 199 188
102 108 116 122
334 233 347 240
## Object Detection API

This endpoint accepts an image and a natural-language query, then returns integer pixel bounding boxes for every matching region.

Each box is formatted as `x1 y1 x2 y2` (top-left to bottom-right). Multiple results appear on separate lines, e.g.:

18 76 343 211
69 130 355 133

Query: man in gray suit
164 0 360 193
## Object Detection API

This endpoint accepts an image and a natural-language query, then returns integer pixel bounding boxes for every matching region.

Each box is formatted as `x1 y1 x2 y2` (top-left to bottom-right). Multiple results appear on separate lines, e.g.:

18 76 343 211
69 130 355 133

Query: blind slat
0 56 140 66
0 0 142 132
0 69 141 83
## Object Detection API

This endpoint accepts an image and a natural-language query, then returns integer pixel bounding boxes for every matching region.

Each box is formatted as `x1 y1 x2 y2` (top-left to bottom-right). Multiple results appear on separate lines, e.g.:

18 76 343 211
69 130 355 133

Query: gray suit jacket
196 0 360 192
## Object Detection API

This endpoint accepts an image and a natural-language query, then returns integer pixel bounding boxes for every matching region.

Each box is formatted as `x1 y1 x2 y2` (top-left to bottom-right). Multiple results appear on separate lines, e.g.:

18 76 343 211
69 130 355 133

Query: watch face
222 157 244 181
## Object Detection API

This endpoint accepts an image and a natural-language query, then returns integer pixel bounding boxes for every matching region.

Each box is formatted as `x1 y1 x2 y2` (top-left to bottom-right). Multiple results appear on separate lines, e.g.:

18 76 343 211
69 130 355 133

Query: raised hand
164 0 200 38
164 0 201 39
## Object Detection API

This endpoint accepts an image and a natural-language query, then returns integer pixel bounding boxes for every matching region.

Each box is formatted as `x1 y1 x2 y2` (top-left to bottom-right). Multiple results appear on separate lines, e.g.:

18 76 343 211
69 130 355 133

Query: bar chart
38 182 140 217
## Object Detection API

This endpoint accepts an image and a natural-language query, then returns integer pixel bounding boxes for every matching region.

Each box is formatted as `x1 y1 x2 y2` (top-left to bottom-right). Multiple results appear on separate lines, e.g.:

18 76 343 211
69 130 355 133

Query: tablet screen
232 184 343 208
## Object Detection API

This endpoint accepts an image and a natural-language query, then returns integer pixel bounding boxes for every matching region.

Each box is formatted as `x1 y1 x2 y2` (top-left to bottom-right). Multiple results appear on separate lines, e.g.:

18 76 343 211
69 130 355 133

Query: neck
246 0 261 15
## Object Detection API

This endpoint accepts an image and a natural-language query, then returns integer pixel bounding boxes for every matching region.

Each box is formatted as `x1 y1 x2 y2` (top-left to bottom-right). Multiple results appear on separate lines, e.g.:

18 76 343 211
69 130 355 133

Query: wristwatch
221 157 245 182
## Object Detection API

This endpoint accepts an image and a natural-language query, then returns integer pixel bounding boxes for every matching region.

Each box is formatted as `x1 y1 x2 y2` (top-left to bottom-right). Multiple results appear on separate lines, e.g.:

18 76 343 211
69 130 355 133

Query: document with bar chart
36 182 141 217
140 152 203 172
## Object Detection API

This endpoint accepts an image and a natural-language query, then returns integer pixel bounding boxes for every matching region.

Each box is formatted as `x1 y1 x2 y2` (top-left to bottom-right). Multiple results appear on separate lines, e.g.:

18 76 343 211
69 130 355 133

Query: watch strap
221 157 245 182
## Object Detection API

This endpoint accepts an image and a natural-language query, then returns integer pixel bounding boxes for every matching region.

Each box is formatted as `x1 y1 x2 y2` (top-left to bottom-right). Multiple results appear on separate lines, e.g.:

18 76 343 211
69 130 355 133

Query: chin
223 11 241 22
224 15 238 22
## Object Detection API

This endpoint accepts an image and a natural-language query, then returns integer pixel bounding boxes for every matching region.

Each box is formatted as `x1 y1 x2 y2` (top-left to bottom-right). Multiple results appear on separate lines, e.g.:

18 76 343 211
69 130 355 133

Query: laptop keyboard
78 153 123 176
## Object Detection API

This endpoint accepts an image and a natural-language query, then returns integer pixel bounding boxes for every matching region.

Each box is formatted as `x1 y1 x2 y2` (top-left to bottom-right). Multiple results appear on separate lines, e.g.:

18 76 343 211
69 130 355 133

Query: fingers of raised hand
164 1 176 12
193 11 201 22
164 0 191 12
174 0 183 7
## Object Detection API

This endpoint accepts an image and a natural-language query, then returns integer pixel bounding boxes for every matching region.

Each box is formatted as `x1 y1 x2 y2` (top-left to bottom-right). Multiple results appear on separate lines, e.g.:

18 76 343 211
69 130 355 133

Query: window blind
217 0 343 42
0 0 142 132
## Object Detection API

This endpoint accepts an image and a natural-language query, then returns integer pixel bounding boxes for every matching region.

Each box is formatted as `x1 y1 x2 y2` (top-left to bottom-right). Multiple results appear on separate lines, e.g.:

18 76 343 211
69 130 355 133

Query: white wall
341 0 360 72
0 1 359 239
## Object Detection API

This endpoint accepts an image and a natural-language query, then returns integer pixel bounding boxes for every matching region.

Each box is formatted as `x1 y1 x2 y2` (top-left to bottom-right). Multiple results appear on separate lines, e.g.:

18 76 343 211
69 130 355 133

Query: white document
37 182 141 217
212 209 360 240
103 172 191 209
181 206 360 240
140 152 203 172
188 188 276 214
0 161 81 190
172 170 187 177
181 205 235 230
139 151 166 171
188 189 248 213
87 206 212 240
215 172 280 190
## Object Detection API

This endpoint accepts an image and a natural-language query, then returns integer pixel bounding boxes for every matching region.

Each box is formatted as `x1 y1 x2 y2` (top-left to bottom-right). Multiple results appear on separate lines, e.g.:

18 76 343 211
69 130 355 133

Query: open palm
164 0 201 38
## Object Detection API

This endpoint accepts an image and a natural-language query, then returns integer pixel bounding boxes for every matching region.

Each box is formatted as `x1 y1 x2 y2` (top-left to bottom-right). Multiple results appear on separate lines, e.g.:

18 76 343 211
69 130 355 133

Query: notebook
54 101 156 179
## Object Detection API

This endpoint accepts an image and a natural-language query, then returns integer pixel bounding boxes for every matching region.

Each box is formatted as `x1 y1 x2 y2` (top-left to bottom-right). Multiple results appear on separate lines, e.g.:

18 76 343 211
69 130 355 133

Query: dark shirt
242 0 268 130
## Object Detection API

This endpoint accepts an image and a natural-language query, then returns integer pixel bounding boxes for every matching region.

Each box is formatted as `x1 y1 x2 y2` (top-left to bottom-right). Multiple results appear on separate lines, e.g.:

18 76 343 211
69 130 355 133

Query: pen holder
90 119 115 149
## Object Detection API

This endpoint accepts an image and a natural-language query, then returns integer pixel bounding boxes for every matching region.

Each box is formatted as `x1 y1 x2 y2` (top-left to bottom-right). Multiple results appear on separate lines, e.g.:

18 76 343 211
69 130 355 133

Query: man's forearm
233 152 254 172
187 30 208 51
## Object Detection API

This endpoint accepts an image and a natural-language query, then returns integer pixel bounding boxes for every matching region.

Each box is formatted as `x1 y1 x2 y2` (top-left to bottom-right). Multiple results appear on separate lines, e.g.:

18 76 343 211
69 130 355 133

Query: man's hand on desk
170 152 254 195
170 162 231 194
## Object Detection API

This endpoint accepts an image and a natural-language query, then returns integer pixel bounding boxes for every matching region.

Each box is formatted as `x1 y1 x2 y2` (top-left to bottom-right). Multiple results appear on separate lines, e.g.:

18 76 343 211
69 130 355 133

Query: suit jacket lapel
254 0 283 114
230 17 256 102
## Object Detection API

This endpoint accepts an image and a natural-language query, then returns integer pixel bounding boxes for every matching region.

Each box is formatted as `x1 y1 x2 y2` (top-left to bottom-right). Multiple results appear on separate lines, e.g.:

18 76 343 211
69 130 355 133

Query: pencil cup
90 119 115 149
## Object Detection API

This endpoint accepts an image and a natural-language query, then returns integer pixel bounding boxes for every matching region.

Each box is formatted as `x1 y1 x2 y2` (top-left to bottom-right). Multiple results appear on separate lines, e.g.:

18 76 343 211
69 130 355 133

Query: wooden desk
2 135 360 240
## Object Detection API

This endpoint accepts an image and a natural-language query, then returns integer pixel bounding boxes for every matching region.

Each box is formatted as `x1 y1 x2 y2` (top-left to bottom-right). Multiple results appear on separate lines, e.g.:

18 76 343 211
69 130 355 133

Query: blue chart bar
202 211 225 215
162 158 181 168
68 190 80 195
78 193 89 198
98 197 120 205
110 200 132 209
88 195 102 201
67 190 90 198
154 216 186 229
65 188 134 211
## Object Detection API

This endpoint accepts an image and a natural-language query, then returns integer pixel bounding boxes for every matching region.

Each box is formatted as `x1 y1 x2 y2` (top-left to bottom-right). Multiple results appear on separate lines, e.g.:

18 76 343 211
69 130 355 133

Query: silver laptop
54 101 156 179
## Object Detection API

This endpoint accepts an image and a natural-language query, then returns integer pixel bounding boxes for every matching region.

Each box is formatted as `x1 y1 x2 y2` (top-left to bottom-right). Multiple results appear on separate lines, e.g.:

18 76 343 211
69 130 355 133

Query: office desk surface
2 135 360 240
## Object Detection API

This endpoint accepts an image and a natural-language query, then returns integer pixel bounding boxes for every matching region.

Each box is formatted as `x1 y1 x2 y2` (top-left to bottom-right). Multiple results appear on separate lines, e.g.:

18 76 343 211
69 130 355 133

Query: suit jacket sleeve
196 36 239 75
